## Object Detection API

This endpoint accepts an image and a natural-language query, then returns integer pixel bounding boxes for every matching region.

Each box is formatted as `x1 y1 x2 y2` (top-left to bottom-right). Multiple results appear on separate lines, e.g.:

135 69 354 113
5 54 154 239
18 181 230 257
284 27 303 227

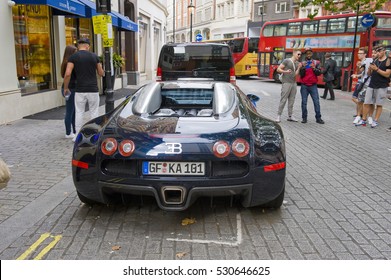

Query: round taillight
232 138 250 157
213 140 230 158
101 138 118 155
119 140 135 157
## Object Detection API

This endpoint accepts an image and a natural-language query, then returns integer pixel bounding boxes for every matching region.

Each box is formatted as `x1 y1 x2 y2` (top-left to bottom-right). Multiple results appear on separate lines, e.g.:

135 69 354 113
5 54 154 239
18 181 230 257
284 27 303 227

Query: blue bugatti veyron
72 80 286 210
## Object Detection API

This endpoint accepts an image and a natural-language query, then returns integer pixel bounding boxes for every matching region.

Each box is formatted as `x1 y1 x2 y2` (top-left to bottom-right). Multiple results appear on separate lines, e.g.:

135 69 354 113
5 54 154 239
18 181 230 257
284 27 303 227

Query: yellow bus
207 37 259 78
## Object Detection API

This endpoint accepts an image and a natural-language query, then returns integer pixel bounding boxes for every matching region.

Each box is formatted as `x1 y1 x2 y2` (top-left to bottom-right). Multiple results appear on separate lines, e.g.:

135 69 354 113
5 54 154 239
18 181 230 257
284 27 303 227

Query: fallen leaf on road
112 245 121 251
181 217 196 226
176 252 186 258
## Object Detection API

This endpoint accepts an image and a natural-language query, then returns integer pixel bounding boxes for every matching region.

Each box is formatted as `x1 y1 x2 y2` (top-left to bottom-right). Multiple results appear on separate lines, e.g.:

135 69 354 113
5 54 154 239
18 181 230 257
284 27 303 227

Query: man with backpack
299 47 325 124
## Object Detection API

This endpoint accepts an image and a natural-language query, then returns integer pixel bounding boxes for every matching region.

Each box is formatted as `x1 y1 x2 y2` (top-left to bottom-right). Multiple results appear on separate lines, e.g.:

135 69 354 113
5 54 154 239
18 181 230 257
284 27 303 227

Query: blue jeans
300 84 322 120
61 87 76 135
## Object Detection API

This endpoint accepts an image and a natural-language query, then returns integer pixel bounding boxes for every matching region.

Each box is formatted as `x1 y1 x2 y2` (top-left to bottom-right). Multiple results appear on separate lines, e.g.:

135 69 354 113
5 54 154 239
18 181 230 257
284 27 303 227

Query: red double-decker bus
207 37 259 77
257 11 391 89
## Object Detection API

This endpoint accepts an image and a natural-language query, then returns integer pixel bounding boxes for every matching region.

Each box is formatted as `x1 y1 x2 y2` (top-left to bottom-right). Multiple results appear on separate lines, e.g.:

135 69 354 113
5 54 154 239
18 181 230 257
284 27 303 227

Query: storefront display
13 5 54 95
65 18 93 47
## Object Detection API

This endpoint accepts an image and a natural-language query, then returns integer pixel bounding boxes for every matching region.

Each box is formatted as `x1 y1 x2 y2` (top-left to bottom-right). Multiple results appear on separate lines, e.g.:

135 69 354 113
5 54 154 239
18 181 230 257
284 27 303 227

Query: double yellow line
17 232 62 260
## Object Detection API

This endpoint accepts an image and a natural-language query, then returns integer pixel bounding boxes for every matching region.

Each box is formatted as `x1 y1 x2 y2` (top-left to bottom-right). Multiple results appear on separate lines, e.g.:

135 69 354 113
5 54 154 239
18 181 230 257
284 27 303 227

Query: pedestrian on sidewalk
352 47 374 125
321 52 337 100
299 47 324 124
275 49 302 123
356 45 391 128
63 38 104 141
60 45 77 139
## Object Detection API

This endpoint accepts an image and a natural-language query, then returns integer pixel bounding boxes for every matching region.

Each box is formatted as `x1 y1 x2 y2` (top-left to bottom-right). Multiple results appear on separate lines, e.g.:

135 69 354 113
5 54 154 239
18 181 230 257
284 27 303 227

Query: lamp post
173 0 175 42
96 0 114 113
188 1 195 42
348 3 360 92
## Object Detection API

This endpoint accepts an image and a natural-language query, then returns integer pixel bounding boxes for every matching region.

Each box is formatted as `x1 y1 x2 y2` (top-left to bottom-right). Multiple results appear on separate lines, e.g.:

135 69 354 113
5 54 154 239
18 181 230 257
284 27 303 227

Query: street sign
196 33 203 42
92 15 113 47
361 13 375 28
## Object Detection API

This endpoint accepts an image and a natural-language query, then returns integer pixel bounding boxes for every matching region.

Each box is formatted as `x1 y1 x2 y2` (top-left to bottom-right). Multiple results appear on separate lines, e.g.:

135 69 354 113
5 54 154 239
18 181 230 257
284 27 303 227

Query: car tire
262 184 285 209
77 191 96 205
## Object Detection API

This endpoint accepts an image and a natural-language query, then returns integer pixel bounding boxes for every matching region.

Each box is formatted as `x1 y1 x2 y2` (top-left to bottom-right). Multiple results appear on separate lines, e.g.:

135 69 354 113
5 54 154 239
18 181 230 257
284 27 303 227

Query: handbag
355 76 370 93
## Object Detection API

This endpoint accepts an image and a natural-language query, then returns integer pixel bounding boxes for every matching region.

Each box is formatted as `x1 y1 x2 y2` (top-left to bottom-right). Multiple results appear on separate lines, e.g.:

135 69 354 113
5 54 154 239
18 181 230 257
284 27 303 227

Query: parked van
156 42 236 84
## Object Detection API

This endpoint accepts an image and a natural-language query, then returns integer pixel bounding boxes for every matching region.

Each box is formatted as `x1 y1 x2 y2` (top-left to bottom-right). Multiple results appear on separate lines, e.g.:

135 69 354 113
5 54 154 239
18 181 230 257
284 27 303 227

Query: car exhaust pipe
162 186 185 205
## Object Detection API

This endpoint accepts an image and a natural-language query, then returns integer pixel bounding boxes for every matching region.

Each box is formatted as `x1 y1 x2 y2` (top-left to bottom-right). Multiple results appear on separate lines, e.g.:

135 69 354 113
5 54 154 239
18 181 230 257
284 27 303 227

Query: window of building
217 4 224 19
153 23 160 70
13 5 54 95
227 1 234 17
196 11 202 23
275 2 290 14
258 5 266 16
139 21 148 73
64 18 93 47
205 7 211 21
244 0 249 13
240 0 249 14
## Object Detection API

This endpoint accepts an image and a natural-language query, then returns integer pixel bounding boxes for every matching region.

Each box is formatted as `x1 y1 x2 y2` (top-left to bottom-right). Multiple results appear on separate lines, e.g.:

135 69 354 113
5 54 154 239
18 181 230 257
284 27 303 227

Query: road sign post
195 33 203 42
361 13 376 29
96 0 114 113
348 4 360 92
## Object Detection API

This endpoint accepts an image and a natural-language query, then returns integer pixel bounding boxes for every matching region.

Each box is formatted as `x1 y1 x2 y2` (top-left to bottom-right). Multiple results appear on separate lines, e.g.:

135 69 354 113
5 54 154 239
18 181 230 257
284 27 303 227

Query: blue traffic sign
361 13 375 28
195 33 203 42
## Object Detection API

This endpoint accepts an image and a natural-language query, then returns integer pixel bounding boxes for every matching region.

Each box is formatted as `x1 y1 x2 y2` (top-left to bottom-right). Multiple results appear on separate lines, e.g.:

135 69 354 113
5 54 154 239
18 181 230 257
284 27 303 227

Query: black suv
156 42 236 84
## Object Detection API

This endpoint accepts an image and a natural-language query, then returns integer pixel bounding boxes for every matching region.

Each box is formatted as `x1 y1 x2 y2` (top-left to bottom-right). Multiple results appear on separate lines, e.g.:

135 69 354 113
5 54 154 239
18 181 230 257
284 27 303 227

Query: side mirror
246 94 260 107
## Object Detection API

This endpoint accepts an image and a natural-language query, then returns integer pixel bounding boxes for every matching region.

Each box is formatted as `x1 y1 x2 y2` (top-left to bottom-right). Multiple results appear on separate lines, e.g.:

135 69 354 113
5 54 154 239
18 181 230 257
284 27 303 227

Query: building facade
0 0 167 124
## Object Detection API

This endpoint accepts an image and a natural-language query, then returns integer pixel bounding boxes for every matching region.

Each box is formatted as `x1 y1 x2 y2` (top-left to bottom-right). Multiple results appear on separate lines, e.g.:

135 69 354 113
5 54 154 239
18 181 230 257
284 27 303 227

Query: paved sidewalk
1 79 391 260
0 84 146 252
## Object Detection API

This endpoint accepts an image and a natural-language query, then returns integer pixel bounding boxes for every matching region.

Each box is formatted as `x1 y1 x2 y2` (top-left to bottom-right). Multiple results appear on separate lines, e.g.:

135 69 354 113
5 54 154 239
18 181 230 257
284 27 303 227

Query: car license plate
142 161 205 176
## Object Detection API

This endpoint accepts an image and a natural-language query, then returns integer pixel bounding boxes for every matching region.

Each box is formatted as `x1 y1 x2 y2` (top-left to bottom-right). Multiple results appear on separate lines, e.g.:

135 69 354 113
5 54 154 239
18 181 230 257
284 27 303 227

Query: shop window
79 19 92 43
65 18 92 47
65 18 78 46
13 5 54 95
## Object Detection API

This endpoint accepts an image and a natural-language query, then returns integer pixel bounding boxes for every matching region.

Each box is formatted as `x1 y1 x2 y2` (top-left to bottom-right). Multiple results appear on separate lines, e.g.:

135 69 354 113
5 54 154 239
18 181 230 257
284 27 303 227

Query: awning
14 0 86 17
111 10 138 32
77 0 97 17
78 0 137 32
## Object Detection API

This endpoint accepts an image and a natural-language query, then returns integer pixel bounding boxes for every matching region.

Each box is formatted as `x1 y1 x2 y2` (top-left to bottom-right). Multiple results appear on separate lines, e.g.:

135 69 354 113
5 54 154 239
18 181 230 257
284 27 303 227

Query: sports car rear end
72 81 286 210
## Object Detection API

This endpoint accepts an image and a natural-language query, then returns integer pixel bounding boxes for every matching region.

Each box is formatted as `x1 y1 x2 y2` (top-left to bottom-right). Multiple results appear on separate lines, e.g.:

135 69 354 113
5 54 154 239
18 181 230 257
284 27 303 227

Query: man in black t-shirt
356 45 391 128
63 38 104 141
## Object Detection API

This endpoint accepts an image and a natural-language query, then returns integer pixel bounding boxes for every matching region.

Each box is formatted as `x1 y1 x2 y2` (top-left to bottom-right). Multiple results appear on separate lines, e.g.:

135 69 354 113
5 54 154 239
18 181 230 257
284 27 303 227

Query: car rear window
161 45 232 70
